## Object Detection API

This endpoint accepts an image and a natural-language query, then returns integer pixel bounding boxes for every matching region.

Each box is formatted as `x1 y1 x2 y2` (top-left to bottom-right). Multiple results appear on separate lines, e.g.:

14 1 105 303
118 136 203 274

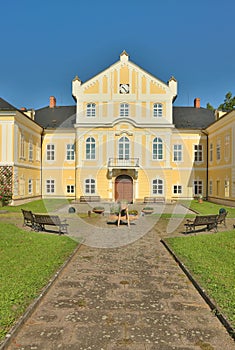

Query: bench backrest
21 209 34 221
194 215 218 225
34 214 61 225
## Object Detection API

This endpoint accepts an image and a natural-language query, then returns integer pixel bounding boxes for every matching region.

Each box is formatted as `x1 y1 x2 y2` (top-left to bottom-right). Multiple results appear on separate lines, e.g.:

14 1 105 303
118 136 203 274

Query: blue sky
1 0 235 110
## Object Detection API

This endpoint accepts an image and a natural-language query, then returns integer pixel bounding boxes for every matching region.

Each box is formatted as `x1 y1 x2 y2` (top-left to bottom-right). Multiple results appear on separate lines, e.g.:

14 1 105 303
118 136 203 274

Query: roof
0 97 17 110
173 107 215 129
35 106 76 128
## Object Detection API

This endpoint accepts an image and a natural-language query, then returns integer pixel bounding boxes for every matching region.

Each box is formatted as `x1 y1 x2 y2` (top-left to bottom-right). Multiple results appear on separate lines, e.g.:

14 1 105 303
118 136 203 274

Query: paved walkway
3 204 235 349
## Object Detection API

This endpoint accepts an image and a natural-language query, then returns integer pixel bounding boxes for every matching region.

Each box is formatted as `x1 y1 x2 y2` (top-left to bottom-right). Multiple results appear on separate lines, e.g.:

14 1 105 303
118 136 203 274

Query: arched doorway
115 175 133 203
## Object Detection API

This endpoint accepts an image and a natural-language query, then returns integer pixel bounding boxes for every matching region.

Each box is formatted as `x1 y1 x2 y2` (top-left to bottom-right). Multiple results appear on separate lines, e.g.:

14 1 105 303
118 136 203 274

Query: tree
218 91 235 111
207 91 235 112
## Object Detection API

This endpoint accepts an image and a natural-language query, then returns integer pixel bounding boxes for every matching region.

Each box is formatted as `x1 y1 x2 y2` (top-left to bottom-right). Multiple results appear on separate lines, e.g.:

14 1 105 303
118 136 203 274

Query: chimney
49 96 56 108
194 98 200 108
20 107 27 111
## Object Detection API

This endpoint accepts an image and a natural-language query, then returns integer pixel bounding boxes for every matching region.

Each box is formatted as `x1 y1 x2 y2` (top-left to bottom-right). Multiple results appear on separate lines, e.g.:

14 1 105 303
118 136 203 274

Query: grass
0 198 72 213
181 199 235 218
166 232 235 328
0 199 78 341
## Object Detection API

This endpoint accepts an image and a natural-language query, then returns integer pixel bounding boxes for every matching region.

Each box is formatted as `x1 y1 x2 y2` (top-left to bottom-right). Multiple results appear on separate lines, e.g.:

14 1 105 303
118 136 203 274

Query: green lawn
166 231 235 329
0 198 72 213
182 199 235 217
0 223 78 341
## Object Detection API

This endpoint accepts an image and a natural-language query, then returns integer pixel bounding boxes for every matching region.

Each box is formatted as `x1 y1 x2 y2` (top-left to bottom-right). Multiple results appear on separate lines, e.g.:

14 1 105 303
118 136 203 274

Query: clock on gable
119 84 129 94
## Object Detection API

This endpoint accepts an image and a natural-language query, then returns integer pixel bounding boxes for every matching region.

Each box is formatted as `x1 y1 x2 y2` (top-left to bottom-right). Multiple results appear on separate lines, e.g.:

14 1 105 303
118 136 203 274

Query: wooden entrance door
115 175 133 203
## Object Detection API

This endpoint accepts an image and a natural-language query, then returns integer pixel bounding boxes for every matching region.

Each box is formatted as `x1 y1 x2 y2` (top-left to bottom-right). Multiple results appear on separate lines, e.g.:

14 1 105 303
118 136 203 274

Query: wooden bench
144 197 165 204
33 214 68 234
184 214 218 234
80 195 101 203
21 209 36 229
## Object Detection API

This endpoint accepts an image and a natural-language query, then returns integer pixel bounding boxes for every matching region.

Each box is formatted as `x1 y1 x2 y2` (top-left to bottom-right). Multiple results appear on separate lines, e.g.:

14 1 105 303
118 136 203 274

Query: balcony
108 158 139 168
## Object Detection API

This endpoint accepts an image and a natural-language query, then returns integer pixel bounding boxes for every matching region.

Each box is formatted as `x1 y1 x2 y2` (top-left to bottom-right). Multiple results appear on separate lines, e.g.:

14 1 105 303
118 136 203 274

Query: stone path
4 215 235 350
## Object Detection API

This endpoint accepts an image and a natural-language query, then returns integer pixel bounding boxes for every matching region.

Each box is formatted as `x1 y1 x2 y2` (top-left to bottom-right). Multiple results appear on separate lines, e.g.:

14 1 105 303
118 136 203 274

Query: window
46 144 55 161
173 144 182 162
36 143 40 161
153 103 163 117
28 179 32 194
209 180 213 195
152 178 164 195
20 133 25 158
86 103 96 117
66 144 75 160
120 103 129 117
193 180 203 195
29 141 33 161
46 179 55 193
225 180 229 198
216 140 221 161
118 136 130 159
194 144 203 162
85 178 95 194
225 135 230 159
153 137 163 160
67 185 75 193
173 185 182 194
86 137 95 160
209 143 213 162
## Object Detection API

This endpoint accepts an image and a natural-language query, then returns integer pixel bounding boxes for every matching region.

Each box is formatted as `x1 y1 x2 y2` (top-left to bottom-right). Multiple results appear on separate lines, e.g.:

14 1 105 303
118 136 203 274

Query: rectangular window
67 185 75 193
46 179 55 193
216 140 221 161
209 143 213 162
173 185 182 194
29 142 33 161
193 180 203 195
20 134 25 159
36 143 40 161
46 144 55 161
66 144 75 160
120 103 129 117
225 135 230 159
194 144 203 162
209 180 213 195
85 179 95 194
28 179 32 194
173 144 182 162
225 180 229 198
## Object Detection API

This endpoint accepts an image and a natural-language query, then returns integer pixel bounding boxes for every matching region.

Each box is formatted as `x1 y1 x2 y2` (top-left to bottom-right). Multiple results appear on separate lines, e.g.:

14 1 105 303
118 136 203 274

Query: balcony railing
108 158 139 168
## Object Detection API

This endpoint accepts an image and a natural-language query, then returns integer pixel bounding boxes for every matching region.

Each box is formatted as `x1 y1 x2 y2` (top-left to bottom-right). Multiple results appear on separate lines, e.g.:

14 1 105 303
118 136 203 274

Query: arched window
119 136 130 159
86 103 96 117
120 103 129 117
153 137 163 160
152 178 164 195
85 178 96 194
86 137 95 159
153 103 163 117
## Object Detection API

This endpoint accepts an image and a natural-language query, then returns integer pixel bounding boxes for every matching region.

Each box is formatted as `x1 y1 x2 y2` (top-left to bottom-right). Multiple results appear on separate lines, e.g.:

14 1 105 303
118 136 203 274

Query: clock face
119 84 129 94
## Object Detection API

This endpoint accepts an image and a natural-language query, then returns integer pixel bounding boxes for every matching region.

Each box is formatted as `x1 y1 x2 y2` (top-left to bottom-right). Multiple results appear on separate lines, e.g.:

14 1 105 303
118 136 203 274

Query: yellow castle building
0 51 234 206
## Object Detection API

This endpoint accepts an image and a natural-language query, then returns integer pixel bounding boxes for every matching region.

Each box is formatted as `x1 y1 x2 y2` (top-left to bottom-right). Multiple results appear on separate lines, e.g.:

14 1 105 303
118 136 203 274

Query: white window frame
153 103 163 117
28 179 32 194
67 185 75 193
120 103 129 117
216 139 221 161
153 137 163 160
46 144 55 161
85 178 96 194
152 178 164 195
224 135 230 160
66 144 75 161
118 136 130 160
209 143 213 162
209 180 213 196
86 137 96 160
20 133 25 159
193 180 203 196
29 141 33 161
194 144 203 162
173 185 182 194
46 179 55 193
86 103 96 117
173 144 183 162
36 142 40 162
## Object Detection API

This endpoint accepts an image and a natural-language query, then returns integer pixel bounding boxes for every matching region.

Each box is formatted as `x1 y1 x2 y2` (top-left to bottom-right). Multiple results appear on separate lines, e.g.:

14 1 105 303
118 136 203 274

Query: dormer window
86 103 96 117
153 103 163 117
120 103 129 117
